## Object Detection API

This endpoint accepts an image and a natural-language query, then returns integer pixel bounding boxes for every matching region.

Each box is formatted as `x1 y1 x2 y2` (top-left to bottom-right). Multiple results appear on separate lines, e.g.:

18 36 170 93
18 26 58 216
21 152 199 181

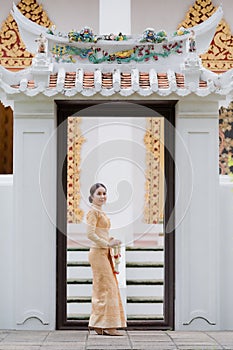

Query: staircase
126 246 164 321
67 247 91 320
67 245 164 322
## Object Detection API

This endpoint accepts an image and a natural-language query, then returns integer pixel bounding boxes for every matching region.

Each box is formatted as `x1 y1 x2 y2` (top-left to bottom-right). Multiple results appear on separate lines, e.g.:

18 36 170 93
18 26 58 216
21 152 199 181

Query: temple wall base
0 95 232 330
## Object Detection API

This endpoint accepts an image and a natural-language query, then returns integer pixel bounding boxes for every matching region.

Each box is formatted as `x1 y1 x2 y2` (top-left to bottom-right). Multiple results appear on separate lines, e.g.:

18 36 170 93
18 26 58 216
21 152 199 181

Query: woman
86 183 126 336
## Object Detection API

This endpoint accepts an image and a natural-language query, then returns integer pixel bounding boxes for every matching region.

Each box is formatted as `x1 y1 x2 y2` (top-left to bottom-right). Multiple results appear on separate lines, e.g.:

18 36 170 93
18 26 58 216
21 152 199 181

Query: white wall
219 176 233 330
1 0 233 34
0 175 14 328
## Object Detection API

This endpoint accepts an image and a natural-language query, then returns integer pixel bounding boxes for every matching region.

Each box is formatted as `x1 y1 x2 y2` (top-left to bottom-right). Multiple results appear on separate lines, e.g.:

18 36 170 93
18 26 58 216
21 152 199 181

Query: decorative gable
178 0 233 72
0 0 53 70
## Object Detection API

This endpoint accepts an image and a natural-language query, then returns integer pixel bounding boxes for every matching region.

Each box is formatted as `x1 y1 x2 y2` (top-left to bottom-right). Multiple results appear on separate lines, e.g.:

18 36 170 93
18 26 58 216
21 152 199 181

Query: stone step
127 296 163 303
67 284 92 298
67 314 164 321
126 262 164 268
127 303 163 315
67 246 164 252
67 296 91 303
67 314 89 320
67 251 89 261
67 278 164 285
68 248 164 263
126 279 164 285
127 285 163 298
126 314 164 320
126 250 164 263
67 261 90 267
126 246 164 251
67 261 164 268
67 296 163 303
67 278 92 284
67 247 89 251
67 266 92 279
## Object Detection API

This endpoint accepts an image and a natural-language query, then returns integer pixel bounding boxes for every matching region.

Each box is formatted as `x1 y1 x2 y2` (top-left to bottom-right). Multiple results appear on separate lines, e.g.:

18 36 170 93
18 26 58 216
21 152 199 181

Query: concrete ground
1 330 233 350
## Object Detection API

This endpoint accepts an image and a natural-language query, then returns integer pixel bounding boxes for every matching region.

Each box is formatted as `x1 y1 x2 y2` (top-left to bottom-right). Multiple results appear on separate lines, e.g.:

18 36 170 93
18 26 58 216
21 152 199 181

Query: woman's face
92 186 107 206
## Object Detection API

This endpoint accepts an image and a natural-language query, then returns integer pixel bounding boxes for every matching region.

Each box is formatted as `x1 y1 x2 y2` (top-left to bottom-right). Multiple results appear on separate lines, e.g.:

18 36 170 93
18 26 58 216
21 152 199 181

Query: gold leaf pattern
67 117 86 224
219 102 233 175
143 118 161 224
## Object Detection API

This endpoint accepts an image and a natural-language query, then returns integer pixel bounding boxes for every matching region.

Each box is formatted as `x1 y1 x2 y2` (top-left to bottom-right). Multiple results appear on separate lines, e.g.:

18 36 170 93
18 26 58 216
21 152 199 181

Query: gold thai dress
86 205 126 329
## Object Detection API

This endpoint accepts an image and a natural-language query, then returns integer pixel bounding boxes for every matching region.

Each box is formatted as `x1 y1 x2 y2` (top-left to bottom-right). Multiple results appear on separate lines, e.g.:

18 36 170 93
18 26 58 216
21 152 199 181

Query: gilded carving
219 102 233 175
178 0 233 72
67 117 86 224
144 118 164 224
0 0 53 69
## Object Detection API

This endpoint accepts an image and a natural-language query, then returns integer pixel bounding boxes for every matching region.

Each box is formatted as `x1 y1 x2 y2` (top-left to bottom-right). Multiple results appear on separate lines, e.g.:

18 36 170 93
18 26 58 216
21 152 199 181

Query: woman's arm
86 210 110 248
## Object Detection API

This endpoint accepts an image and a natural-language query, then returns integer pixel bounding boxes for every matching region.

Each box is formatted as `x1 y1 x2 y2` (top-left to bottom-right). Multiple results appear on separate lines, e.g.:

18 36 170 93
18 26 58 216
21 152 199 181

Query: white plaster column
219 175 233 330
0 175 14 328
13 97 56 330
99 0 131 35
175 98 220 330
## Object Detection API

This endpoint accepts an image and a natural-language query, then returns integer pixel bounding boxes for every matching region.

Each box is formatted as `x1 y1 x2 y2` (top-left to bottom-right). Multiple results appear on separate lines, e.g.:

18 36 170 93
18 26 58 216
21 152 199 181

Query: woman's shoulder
86 208 100 220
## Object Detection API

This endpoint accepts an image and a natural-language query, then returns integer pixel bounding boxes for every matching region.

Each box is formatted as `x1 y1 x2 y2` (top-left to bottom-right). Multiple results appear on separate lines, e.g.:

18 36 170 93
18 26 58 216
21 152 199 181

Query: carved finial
0 0 53 69
189 30 196 53
35 33 47 54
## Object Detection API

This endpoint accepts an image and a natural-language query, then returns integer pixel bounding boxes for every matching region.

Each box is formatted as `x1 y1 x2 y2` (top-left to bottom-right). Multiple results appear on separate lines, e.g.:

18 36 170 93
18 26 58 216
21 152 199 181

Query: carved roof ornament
0 0 53 70
11 2 222 72
178 0 233 72
0 3 227 97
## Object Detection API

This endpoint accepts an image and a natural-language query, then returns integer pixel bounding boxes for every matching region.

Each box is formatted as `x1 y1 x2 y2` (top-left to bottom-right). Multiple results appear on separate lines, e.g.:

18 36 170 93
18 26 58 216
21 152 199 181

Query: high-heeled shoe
94 327 103 335
102 328 124 336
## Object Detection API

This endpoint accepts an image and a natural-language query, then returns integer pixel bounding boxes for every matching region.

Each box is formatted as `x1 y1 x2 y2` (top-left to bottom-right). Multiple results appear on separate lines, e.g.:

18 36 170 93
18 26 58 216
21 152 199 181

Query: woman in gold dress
86 183 126 336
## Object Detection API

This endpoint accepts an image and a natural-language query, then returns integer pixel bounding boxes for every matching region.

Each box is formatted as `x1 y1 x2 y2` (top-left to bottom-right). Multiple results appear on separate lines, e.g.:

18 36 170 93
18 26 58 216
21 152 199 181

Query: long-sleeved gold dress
86 205 126 329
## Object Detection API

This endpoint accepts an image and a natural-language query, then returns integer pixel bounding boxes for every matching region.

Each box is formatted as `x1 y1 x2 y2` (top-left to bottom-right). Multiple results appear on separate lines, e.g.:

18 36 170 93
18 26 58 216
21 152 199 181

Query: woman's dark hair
89 183 107 203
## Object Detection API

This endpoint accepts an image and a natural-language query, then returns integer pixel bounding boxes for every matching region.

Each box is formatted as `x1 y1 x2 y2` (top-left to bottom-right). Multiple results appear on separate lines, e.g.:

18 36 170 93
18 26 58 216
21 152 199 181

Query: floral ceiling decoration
67 117 86 224
0 0 53 69
219 102 233 175
178 0 233 73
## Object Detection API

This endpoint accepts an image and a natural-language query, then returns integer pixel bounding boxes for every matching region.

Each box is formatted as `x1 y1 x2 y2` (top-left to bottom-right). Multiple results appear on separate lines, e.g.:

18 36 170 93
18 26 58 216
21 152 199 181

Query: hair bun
89 195 93 203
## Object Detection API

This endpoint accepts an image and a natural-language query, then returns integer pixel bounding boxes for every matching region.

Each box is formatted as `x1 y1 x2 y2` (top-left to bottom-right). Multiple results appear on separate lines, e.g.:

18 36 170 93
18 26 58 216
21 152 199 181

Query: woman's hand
109 238 121 247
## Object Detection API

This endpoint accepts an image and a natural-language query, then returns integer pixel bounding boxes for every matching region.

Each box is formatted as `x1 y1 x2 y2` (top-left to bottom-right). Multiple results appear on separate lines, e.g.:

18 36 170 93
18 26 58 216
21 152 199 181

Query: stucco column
99 0 131 35
175 98 220 330
13 97 56 330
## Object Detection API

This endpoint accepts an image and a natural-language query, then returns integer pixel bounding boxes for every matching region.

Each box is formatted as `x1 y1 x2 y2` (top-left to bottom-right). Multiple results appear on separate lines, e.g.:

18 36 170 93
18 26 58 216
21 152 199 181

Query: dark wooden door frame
56 100 176 330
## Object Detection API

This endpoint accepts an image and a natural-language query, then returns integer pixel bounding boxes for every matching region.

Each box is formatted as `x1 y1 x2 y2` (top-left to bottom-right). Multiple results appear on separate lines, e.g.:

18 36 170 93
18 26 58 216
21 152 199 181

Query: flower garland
51 41 183 64
113 245 121 274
